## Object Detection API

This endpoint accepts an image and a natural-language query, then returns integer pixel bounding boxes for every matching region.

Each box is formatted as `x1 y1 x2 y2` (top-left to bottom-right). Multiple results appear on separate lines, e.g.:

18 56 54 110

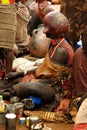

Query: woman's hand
56 98 71 111
4 72 24 83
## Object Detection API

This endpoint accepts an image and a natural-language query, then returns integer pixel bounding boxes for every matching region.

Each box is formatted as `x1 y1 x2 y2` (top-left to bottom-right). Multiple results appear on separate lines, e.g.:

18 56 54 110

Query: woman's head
43 11 70 38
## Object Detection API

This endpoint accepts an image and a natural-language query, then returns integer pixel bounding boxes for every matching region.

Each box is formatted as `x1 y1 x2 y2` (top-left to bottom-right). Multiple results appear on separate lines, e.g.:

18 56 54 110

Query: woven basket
0 4 17 49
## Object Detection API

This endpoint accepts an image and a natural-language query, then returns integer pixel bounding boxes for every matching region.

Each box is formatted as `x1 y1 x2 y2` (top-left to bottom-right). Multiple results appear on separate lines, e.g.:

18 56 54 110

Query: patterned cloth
16 4 30 52
36 38 74 79
17 3 30 22
36 38 74 98
73 98 87 130
61 0 87 47
0 4 17 49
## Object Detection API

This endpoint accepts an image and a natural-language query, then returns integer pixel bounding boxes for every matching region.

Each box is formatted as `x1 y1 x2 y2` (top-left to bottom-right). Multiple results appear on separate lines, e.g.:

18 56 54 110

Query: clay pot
29 24 51 58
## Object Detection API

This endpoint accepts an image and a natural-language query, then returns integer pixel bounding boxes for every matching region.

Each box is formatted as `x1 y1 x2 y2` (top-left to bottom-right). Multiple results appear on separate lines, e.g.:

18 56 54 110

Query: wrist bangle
24 71 27 75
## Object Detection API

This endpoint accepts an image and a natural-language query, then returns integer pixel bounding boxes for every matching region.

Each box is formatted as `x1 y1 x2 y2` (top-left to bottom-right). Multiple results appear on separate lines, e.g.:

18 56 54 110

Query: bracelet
24 71 27 75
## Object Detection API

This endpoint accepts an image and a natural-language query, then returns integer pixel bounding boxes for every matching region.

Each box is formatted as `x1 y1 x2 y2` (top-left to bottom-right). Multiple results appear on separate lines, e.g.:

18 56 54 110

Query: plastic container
0 95 6 112
5 113 16 130
28 96 42 108
0 95 7 125
19 117 25 125
25 117 30 127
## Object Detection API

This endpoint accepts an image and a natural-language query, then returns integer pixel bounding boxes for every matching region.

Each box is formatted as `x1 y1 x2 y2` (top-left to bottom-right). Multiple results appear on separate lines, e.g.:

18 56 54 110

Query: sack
0 4 17 49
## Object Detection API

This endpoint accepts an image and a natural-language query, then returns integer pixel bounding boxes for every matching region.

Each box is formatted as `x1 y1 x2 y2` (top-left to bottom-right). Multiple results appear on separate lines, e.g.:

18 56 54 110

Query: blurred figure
73 26 87 97
0 4 17 79
36 11 74 111
15 3 30 56
25 0 42 36
61 0 87 47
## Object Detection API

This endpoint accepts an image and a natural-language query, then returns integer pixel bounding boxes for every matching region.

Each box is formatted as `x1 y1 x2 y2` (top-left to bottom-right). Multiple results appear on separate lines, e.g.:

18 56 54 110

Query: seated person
35 11 74 111
25 0 42 36
3 11 74 111
61 0 87 47
73 25 87 97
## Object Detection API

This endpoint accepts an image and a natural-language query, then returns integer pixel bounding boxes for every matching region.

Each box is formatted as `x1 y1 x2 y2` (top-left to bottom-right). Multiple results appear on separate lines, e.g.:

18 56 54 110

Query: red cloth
73 124 87 130
51 38 63 45
0 72 3 77
73 47 87 97
35 1 52 20
0 59 6 78
35 3 45 20
20 73 36 82
56 98 70 111
60 77 73 98
10 0 14 4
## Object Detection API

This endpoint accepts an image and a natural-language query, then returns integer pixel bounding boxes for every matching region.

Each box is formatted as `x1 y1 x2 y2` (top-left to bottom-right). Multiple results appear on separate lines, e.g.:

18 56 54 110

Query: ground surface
0 122 74 130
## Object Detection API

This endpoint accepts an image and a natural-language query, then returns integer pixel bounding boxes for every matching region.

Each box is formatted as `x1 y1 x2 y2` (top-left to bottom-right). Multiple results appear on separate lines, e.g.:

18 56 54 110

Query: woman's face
43 17 56 38
43 14 67 38
43 11 70 39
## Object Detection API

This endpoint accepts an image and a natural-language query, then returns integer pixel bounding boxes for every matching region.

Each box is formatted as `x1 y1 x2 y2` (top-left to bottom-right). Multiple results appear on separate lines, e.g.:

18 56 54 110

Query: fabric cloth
73 47 87 97
17 4 30 22
16 4 30 51
36 38 74 98
73 124 87 130
61 0 87 47
36 52 72 78
0 48 9 79
73 98 87 130
51 38 74 65
0 4 17 49
75 98 87 124
36 38 74 78
35 1 52 20
32 1 54 20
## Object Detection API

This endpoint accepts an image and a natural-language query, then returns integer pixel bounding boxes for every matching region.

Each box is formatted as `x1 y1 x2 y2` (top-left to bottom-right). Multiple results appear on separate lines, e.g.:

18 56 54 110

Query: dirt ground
0 122 74 130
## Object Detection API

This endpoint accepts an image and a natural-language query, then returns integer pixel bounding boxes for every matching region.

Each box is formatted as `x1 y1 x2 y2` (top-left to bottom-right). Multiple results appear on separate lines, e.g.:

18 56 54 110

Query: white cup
5 113 16 130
